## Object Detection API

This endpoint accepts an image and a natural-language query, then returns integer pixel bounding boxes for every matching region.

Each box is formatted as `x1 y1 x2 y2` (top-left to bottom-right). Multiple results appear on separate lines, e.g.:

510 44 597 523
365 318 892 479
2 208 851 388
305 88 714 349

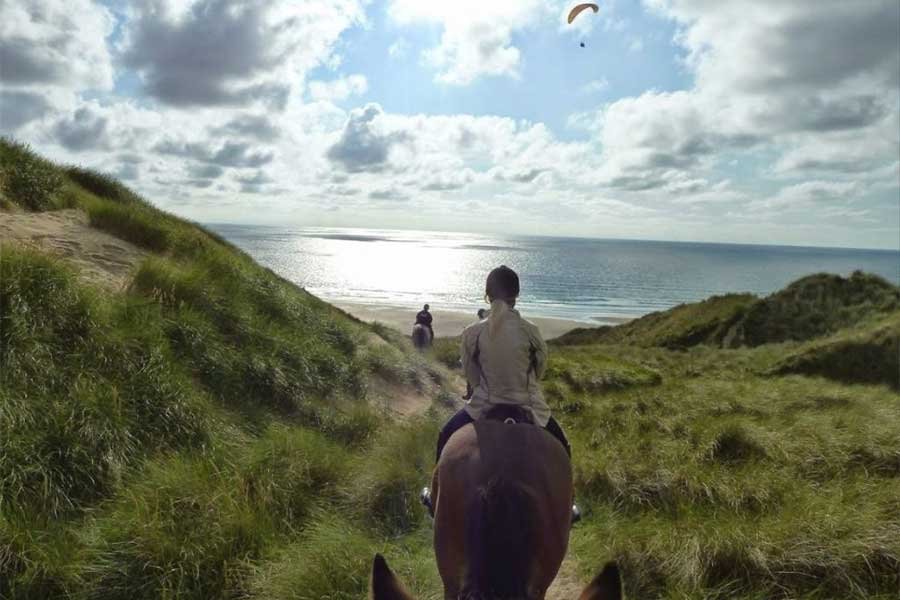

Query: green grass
0 139 66 211
554 293 756 349
2 139 898 599
771 311 900 389
550 351 900 598
555 272 899 351
0 141 457 598
737 271 900 347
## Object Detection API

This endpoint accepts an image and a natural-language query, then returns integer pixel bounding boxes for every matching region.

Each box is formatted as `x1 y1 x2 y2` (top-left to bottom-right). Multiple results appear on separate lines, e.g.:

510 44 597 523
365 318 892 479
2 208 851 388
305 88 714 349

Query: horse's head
369 553 623 600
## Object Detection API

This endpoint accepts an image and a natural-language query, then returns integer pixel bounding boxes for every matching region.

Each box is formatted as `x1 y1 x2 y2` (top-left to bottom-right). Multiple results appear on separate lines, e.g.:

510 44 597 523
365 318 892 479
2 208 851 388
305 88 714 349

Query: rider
422 265 579 520
415 303 434 341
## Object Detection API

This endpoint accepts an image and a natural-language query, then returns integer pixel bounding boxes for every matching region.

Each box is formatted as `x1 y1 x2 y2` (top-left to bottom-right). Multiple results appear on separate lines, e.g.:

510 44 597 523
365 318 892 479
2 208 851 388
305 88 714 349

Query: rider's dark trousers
435 408 571 462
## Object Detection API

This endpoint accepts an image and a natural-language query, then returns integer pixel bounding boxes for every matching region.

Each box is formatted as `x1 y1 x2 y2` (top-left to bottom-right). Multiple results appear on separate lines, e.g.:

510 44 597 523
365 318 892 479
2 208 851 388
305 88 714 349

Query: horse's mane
463 475 536 600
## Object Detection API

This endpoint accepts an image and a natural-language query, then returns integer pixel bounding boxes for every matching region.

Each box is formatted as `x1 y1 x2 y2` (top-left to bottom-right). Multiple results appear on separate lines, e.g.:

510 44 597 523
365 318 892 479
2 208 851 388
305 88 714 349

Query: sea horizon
205 222 900 254
205 223 899 324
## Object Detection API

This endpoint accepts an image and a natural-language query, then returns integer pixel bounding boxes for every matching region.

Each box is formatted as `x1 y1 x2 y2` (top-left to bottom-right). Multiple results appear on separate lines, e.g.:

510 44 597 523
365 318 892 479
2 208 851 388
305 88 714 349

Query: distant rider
415 303 434 341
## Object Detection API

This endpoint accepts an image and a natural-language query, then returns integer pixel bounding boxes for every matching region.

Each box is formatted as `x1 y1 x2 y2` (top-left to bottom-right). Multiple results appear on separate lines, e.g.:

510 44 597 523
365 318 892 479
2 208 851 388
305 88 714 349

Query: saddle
481 404 535 425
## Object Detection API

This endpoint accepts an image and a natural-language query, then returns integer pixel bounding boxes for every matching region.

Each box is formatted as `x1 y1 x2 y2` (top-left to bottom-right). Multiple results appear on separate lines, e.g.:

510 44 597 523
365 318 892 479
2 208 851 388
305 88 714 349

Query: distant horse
370 410 622 600
412 323 432 349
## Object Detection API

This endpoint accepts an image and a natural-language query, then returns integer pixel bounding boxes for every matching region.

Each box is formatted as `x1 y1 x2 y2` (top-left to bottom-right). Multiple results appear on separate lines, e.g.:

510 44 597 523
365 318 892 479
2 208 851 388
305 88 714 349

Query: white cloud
387 38 409 59
755 180 864 211
0 0 114 91
118 0 366 107
580 78 609 95
308 74 368 102
583 0 899 198
387 0 554 85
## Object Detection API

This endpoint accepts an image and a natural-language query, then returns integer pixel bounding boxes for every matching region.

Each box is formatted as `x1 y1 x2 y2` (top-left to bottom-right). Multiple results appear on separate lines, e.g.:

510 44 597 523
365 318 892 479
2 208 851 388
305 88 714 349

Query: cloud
585 0 900 194
490 167 546 183
325 184 360 196
156 139 274 167
308 74 368 102
235 169 274 193
369 186 410 201
53 107 111 151
211 114 281 141
388 0 551 85
0 91 52 131
187 164 225 179
753 180 864 211
420 169 475 191
388 38 409 59
0 0 114 90
119 0 364 107
580 78 609 95
326 103 410 172
116 162 139 181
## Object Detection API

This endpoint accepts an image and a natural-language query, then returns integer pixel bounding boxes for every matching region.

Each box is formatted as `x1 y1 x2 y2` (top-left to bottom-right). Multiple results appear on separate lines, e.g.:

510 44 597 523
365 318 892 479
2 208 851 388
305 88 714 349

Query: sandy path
0 209 147 291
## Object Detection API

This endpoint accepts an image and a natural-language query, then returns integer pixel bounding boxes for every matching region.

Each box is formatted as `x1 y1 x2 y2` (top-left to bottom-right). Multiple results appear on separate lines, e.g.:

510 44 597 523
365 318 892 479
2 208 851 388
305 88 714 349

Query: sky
1 0 898 249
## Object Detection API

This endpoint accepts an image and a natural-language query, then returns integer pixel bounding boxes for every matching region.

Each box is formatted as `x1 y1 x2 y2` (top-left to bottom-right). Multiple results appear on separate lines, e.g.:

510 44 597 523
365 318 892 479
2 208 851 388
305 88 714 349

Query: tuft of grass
344 418 439 537
771 311 900 389
0 515 83 599
246 514 376 600
705 424 767 464
553 293 756 349
736 271 900 347
239 425 352 532
555 271 899 351
430 335 461 369
65 166 141 205
0 249 210 520
130 256 366 421
83 454 267 600
86 201 172 252
0 138 64 211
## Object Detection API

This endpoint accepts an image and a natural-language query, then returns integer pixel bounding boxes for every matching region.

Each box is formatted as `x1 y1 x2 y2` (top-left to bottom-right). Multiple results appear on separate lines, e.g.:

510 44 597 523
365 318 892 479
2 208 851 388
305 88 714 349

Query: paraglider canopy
567 3 599 24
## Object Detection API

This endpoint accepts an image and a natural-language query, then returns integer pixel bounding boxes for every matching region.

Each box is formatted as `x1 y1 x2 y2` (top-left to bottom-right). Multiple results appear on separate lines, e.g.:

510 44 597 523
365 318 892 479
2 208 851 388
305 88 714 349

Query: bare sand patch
0 209 147 291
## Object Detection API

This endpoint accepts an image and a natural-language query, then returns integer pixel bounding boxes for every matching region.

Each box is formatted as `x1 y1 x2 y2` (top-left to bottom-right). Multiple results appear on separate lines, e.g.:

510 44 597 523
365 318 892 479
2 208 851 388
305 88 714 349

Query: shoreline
332 300 632 339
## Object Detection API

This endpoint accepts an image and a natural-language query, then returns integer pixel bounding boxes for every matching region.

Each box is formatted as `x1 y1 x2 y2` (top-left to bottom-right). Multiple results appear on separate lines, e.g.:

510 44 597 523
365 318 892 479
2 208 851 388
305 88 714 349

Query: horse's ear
577 562 622 600
370 554 416 600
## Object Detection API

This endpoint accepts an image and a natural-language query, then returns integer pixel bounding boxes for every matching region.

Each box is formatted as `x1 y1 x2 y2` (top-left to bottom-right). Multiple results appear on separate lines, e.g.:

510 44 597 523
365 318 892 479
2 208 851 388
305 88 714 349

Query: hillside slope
1 139 453 599
555 272 899 351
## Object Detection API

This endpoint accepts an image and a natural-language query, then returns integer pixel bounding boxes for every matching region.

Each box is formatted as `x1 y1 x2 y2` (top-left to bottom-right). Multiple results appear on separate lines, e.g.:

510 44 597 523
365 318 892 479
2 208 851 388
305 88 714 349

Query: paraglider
567 3 599 24
568 3 599 48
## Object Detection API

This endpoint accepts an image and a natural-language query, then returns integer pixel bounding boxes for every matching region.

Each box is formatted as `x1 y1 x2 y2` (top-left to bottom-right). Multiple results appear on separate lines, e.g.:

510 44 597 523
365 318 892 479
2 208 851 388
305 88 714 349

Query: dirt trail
0 209 146 291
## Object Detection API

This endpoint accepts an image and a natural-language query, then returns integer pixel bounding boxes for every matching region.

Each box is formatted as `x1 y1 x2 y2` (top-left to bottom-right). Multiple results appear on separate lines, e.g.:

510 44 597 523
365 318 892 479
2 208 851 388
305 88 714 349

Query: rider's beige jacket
460 304 551 426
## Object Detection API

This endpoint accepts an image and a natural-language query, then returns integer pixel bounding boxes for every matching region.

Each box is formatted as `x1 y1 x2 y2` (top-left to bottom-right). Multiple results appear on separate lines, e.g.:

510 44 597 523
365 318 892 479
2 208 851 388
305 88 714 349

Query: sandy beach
333 301 630 340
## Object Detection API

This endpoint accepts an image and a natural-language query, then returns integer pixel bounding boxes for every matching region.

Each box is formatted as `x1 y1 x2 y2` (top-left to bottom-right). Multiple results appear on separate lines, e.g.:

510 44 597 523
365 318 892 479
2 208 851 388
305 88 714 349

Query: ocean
206 225 899 324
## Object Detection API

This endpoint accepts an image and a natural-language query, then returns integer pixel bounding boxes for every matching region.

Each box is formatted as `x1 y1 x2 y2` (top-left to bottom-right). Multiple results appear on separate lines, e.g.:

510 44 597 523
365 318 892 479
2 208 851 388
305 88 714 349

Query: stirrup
420 486 434 518
571 503 581 524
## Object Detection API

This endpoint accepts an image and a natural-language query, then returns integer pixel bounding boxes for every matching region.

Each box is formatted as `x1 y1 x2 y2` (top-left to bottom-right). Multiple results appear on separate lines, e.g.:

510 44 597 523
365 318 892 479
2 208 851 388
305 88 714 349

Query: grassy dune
1 139 447 599
2 138 899 599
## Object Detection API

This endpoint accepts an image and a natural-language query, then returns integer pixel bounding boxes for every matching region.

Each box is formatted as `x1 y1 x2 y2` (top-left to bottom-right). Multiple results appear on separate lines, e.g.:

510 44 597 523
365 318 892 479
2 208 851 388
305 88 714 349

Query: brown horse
412 323 432 349
370 417 622 599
